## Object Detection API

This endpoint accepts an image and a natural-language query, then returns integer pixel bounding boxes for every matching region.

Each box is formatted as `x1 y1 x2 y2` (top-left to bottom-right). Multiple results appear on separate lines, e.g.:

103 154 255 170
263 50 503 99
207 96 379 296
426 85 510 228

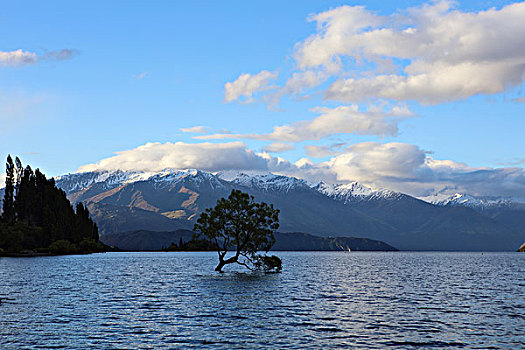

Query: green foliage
78 238 105 253
193 189 281 272
255 254 282 273
0 222 43 252
48 240 78 255
0 155 101 255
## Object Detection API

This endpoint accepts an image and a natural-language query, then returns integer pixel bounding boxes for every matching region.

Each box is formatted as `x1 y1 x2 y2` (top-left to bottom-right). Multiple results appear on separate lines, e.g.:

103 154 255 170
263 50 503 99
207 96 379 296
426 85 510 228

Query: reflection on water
0 252 523 349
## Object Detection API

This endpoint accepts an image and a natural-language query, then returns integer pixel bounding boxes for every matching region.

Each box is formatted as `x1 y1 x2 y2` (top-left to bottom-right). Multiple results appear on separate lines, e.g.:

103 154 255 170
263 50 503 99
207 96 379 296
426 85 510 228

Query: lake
0 252 523 349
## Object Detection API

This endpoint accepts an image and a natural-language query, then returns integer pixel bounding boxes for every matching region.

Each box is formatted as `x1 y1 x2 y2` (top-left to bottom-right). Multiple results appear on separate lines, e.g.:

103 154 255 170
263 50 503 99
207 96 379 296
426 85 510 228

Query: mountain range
30 168 523 251
1 168 523 251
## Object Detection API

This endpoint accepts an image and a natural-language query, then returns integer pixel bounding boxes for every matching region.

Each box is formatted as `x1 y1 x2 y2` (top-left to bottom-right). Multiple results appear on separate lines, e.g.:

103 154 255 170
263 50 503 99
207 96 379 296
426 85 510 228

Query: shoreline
2 250 521 257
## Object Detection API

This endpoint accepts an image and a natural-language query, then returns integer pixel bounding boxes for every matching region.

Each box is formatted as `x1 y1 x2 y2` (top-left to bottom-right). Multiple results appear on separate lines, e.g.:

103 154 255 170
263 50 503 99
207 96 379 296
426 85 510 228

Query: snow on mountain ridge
433 193 514 209
315 181 402 203
56 168 226 194
56 168 406 201
316 181 372 197
227 172 311 193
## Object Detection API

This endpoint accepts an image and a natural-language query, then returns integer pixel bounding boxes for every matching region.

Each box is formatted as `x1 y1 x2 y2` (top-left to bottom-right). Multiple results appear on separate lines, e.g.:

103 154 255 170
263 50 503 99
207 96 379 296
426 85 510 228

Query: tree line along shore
0 155 104 256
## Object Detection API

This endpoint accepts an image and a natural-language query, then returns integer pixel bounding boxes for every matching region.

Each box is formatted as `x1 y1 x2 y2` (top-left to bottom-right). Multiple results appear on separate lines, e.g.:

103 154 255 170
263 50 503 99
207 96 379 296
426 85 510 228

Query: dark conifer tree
74 203 99 243
2 155 16 225
15 166 35 225
15 157 23 191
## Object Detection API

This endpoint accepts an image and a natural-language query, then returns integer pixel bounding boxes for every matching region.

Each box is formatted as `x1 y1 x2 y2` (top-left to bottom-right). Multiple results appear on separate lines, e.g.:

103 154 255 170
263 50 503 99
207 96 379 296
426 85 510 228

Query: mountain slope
432 192 525 246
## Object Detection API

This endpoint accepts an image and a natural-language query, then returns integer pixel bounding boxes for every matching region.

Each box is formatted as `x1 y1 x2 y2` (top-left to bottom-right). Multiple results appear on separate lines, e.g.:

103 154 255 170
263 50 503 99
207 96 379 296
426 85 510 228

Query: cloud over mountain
75 140 525 201
78 142 270 173
322 142 525 199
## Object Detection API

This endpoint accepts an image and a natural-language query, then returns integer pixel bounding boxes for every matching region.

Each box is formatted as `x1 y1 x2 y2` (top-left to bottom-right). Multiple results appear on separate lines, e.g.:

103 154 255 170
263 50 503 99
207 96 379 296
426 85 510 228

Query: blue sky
1 0 525 199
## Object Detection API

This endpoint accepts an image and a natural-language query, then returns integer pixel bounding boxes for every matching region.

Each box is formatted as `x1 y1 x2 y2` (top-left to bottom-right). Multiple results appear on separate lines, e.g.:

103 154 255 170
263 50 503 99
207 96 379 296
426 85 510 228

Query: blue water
0 252 523 349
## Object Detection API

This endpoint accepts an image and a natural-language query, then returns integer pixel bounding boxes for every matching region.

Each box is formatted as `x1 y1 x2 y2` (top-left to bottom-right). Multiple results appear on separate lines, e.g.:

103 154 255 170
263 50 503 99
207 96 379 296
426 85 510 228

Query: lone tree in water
194 189 281 273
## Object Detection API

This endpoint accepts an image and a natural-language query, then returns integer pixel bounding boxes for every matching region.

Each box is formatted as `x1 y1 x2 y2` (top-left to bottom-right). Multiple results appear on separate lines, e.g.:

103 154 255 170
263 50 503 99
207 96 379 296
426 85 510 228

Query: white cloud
281 71 327 95
293 157 339 184
0 49 76 67
180 126 209 133
304 143 346 158
0 173 5 189
326 142 430 184
193 132 250 140
294 1 525 104
265 70 328 106
232 2 525 106
295 158 314 168
305 145 334 158
296 5 381 72
78 141 270 173
0 50 37 66
196 105 410 142
224 70 278 103
263 142 294 153
326 60 525 105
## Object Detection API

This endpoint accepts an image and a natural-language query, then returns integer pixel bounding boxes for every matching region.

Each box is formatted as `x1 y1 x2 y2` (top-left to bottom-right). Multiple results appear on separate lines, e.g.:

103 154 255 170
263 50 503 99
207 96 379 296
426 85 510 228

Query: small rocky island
518 242 525 252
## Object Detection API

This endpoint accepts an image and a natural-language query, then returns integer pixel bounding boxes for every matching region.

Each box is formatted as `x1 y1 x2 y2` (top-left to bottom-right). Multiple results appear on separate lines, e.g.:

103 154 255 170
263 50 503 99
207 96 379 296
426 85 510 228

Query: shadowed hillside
100 229 398 252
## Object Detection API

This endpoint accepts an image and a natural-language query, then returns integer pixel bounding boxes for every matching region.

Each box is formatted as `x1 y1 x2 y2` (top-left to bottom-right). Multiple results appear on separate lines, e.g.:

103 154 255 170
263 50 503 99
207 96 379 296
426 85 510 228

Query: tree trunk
215 260 226 272
215 254 238 272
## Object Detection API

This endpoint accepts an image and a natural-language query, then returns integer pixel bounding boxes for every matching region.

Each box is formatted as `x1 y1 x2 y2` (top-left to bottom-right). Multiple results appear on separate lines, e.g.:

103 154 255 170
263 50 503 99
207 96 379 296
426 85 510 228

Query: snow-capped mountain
314 181 404 203
56 169 227 194
314 181 372 200
56 170 154 194
57 168 401 200
421 193 525 211
45 168 524 251
223 172 311 193
147 169 227 191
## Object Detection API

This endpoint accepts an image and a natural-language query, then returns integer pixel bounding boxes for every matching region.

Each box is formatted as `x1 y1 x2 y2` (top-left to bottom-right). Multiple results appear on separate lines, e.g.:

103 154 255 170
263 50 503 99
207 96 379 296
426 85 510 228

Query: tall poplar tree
15 157 23 192
1 155 15 224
